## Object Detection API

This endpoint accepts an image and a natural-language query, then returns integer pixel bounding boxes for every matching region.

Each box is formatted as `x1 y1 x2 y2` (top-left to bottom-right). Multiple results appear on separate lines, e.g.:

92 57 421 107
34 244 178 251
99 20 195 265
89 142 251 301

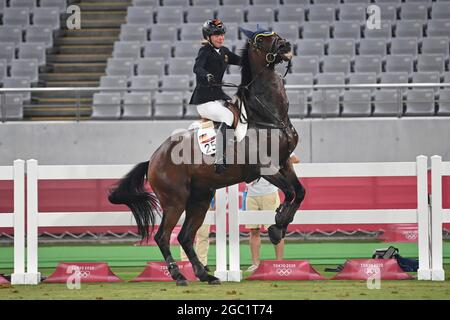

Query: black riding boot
215 122 233 174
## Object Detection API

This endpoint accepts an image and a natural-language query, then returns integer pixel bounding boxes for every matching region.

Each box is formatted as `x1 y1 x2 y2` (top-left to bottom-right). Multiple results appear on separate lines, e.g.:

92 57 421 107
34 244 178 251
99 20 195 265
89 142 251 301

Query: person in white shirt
244 154 300 272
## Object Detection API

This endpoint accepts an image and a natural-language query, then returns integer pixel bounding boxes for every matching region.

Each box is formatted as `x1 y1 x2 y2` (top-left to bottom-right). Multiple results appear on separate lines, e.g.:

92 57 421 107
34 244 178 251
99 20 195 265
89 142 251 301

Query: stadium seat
333 21 361 39
395 20 423 38
106 58 135 78
127 7 154 25
437 89 450 115
308 4 336 22
285 73 314 87
3 8 30 28
343 0 371 5
421 38 449 57
153 91 184 120
390 38 418 56
322 56 350 73
0 27 22 48
427 20 450 38
272 23 299 41
91 92 122 120
302 22 330 40
380 72 409 84
252 0 279 5
40 0 66 13
310 90 340 117
130 75 159 92
291 56 320 75
316 72 346 85
417 54 445 73
174 41 202 58
186 7 214 23
167 58 195 76
342 90 372 116
296 39 324 56
122 92 152 119
161 75 191 91
216 6 245 24
405 89 435 116
400 3 428 21
10 0 35 9
99 76 128 96
431 2 450 20
385 55 414 74
286 90 307 118
18 42 46 66
222 0 246 5
246 6 275 23
120 24 148 43
338 3 366 21
359 39 386 56
0 43 16 64
192 0 219 6
133 0 158 5
328 39 355 56
155 6 184 24
149 24 178 42
412 72 440 91
25 26 53 48
32 7 60 30
277 5 305 23
373 90 401 116
2 77 31 101
378 4 397 21
11 59 38 83
180 23 203 41
113 41 141 61
143 41 172 60
1 94 23 120
283 0 308 4
348 72 377 85
136 57 165 77
354 55 383 74
162 0 190 6
364 21 392 39
0 59 7 82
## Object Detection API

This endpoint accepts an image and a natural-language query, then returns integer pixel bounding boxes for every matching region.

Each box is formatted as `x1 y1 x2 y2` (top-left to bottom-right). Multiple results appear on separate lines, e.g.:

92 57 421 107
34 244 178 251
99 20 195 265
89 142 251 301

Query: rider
189 18 241 174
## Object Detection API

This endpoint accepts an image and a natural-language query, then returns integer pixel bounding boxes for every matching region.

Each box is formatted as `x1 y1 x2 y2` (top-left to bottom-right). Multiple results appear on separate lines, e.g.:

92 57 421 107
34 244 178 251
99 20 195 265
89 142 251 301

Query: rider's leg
196 101 234 173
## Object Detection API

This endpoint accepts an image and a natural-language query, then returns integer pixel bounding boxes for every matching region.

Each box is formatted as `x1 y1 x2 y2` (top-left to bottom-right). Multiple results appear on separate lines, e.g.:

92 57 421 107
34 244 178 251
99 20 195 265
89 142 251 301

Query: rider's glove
206 73 215 85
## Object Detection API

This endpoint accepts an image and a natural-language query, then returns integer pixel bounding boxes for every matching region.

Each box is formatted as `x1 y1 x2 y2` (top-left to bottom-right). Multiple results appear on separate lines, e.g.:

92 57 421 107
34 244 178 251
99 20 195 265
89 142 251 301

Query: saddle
198 97 242 130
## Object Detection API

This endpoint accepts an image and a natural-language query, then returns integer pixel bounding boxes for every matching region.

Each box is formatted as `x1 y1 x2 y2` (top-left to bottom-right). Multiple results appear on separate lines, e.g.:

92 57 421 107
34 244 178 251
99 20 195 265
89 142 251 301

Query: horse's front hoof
208 276 221 285
176 279 189 286
268 224 283 245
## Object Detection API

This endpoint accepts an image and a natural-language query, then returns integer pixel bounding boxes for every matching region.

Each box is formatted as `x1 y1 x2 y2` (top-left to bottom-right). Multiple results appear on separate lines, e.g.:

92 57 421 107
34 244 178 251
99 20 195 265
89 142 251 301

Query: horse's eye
257 38 263 42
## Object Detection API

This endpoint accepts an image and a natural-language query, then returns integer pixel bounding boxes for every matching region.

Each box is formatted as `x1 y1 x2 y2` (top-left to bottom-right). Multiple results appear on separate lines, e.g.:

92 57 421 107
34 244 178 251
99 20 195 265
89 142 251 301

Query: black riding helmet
202 18 227 40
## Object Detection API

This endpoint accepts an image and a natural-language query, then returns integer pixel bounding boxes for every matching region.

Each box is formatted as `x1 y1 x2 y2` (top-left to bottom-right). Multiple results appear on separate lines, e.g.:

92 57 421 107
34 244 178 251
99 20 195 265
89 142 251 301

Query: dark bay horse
109 29 306 286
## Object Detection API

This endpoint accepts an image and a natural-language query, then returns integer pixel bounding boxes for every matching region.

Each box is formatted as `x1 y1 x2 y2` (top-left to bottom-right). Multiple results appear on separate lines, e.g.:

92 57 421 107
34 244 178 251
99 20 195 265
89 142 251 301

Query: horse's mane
237 41 251 100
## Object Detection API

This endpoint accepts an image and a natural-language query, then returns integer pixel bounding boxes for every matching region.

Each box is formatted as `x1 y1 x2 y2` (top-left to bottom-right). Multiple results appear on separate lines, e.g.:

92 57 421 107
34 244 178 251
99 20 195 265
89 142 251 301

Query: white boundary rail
228 156 434 281
0 160 25 284
430 155 449 281
25 159 227 284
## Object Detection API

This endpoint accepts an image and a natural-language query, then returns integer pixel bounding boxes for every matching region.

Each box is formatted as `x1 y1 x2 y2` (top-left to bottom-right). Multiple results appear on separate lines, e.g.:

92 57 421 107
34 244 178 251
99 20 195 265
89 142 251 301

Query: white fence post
213 187 228 281
11 160 26 285
417 155 431 280
25 159 41 284
430 155 445 281
228 184 242 282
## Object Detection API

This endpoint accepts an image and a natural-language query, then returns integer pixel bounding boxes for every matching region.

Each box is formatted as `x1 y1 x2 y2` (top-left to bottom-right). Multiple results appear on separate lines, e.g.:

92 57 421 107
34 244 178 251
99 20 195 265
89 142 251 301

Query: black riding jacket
189 43 241 105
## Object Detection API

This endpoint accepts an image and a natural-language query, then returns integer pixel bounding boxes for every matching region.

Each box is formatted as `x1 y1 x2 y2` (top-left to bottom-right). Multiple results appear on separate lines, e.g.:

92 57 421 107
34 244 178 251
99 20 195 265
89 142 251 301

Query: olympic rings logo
404 231 418 240
276 268 292 276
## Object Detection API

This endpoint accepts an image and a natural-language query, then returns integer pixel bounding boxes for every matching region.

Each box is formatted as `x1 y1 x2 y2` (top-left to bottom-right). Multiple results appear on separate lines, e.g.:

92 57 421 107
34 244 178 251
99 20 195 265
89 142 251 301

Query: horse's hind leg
177 190 221 285
154 205 188 286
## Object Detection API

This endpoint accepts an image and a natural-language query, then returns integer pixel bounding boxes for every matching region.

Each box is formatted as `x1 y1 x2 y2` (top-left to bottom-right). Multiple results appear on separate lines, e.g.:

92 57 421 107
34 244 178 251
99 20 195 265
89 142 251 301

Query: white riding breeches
196 100 234 127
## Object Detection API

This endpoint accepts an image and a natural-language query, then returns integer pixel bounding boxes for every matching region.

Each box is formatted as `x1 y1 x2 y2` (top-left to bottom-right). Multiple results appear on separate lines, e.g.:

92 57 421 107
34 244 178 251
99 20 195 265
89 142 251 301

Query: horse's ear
239 27 254 39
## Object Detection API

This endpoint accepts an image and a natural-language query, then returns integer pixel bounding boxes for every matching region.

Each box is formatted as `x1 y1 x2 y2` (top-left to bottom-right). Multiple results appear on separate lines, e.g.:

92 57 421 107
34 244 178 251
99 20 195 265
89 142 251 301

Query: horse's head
240 27 293 66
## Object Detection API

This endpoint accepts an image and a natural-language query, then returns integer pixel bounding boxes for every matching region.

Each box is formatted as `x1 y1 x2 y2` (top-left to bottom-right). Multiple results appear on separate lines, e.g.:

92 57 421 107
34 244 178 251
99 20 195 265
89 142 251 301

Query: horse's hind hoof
208 276 221 285
268 224 283 245
176 279 189 286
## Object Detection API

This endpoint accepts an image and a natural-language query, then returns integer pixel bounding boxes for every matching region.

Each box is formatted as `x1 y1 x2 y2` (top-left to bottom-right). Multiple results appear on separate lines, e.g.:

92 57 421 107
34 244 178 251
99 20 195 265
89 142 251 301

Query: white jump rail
26 159 227 284
228 156 431 281
430 156 449 281
0 160 25 284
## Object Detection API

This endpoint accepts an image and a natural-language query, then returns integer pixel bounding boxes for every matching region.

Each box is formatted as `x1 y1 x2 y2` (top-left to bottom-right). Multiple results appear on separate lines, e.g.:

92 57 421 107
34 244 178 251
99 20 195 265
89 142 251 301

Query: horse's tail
108 161 159 239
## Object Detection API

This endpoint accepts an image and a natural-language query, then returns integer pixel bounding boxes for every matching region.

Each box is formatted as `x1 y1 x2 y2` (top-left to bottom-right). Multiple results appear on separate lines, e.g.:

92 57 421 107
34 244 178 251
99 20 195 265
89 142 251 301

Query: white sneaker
246 264 259 272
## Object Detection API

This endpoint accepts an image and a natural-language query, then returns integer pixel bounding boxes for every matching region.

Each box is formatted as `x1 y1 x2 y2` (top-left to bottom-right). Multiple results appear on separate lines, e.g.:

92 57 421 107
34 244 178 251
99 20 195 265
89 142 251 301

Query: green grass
1 242 449 300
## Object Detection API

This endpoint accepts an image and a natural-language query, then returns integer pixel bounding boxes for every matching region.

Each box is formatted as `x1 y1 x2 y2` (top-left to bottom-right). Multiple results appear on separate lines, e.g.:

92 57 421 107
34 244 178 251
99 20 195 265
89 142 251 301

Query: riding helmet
202 19 227 40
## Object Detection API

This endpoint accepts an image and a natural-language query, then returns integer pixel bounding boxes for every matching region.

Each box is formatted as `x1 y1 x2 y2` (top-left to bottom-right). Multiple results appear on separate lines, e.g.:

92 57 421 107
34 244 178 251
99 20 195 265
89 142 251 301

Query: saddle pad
197 127 217 155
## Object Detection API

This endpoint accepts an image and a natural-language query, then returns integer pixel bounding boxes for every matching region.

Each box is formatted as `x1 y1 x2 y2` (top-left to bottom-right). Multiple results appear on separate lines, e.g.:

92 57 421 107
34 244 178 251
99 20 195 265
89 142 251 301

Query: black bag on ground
372 246 418 272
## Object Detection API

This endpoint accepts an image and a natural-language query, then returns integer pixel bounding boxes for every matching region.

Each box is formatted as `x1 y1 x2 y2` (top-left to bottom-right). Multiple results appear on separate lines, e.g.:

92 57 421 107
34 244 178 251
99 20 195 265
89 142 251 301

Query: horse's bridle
250 31 286 67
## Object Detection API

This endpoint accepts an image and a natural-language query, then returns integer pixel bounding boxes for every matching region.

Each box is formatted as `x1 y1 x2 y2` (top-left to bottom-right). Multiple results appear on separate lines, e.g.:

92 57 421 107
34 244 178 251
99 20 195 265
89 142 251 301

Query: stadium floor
1 241 449 269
